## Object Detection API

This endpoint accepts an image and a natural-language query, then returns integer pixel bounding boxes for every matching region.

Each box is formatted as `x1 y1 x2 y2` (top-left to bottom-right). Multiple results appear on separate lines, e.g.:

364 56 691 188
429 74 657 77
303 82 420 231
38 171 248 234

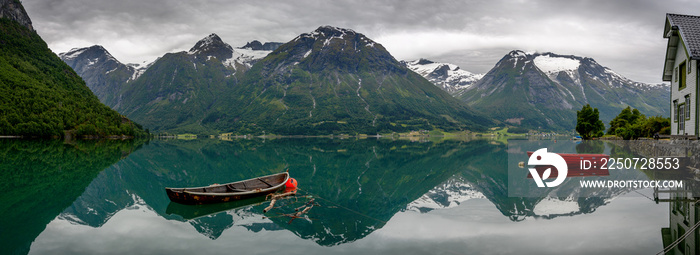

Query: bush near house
606 106 670 139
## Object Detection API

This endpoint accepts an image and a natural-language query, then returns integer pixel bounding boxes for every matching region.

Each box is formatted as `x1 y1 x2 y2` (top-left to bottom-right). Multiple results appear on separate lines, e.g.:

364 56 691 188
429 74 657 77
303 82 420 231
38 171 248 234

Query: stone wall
606 140 700 171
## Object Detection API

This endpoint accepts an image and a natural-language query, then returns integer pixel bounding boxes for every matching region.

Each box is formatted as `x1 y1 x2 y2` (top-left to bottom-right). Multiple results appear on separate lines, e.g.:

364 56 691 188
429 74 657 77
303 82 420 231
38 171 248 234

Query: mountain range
53 14 669 135
0 0 673 136
63 40 669 135
59 35 278 133
62 26 494 135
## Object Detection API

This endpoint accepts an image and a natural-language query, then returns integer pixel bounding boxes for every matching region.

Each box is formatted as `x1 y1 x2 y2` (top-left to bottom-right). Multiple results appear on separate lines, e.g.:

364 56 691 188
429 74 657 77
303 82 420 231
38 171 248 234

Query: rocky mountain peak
60 45 109 58
277 26 403 74
188 33 233 55
433 64 451 78
59 45 121 67
460 50 670 131
0 0 32 31
506 50 527 59
493 50 529 70
240 40 283 51
314 25 357 38
416 58 434 65
293 25 376 48
242 40 264 49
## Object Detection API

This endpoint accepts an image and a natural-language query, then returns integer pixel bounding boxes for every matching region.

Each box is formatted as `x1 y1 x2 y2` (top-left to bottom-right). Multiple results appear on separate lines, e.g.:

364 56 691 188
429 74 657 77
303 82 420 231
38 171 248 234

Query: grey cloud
21 0 700 83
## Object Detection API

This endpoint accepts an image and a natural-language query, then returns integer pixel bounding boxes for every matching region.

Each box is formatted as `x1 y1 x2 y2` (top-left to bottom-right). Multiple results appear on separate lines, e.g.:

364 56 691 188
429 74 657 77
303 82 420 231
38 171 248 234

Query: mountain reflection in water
0 138 675 254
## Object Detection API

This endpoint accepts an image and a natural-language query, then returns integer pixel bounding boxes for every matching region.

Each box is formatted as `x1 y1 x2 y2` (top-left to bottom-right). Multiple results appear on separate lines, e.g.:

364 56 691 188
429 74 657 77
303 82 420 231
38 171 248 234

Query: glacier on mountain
403 59 483 96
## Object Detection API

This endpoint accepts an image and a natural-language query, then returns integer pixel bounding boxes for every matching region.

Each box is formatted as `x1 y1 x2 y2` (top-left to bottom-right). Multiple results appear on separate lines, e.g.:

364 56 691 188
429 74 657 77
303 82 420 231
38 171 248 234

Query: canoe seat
257 178 273 187
226 184 248 192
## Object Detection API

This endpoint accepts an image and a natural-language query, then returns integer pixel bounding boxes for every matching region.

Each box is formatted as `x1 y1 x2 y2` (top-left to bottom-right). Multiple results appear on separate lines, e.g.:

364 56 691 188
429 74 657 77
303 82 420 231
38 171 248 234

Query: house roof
665 13 700 58
662 13 700 81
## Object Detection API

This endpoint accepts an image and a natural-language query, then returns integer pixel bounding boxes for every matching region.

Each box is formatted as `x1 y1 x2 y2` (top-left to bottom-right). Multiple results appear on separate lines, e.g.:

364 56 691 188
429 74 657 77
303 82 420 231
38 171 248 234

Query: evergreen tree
576 104 604 140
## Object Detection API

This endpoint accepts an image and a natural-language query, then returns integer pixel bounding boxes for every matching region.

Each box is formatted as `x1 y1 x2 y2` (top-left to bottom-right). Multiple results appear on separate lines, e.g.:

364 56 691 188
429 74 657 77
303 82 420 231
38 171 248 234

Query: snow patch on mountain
127 59 156 82
220 48 271 70
404 59 483 96
405 176 485 213
501 52 669 92
60 46 119 64
236 48 271 61
533 55 580 74
532 197 580 215
303 49 312 59
105 67 118 75
59 48 89 61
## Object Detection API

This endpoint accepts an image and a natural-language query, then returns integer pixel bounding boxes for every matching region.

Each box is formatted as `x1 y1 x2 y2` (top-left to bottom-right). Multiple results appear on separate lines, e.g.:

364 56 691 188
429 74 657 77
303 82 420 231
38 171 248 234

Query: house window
686 95 691 120
676 66 679 82
679 103 686 132
680 61 687 90
674 100 679 122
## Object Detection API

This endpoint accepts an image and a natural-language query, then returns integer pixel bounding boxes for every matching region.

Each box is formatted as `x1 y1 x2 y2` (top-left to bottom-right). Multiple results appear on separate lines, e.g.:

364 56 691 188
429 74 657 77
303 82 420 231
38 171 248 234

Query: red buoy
285 178 298 190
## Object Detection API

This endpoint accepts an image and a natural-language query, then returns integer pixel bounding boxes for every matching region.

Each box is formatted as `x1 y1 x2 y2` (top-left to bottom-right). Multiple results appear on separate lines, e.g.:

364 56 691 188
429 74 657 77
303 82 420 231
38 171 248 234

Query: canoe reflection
166 196 267 220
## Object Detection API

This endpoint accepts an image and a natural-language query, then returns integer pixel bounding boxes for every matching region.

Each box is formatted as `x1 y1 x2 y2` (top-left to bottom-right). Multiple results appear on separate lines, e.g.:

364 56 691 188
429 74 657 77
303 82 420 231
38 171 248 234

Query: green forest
0 18 146 138
576 104 670 140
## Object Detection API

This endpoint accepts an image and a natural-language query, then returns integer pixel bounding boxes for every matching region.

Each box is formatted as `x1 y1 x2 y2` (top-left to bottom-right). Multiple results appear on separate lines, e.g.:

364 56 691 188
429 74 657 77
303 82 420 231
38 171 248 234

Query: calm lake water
0 138 687 254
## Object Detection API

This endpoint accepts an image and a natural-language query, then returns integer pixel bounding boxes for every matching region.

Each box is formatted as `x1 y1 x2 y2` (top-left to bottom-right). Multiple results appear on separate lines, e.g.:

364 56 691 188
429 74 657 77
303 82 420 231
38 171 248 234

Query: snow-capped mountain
405 175 485 213
60 45 152 82
516 51 665 91
187 33 272 72
59 45 151 108
459 50 670 131
403 59 483 96
59 35 280 133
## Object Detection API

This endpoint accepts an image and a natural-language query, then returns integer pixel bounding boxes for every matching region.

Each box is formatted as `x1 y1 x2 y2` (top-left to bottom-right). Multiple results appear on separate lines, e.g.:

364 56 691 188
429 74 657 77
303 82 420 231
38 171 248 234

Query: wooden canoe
165 172 289 205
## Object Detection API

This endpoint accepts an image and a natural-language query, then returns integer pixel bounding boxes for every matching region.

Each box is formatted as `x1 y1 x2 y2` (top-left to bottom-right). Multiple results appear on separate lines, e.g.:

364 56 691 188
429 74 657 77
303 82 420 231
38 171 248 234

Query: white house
663 13 700 137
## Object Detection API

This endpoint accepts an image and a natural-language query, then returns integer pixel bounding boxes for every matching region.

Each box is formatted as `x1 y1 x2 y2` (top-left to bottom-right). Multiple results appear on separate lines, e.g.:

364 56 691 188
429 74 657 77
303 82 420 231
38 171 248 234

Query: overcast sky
23 0 700 84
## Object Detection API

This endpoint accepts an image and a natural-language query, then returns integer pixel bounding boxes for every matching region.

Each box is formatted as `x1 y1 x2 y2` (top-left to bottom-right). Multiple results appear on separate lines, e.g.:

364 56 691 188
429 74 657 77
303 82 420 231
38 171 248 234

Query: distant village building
663 13 700 137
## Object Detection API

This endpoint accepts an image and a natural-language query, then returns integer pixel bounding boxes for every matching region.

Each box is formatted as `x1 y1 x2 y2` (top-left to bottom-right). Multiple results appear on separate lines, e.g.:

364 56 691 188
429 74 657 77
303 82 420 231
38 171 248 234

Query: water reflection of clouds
31 189 668 255
371 194 666 254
